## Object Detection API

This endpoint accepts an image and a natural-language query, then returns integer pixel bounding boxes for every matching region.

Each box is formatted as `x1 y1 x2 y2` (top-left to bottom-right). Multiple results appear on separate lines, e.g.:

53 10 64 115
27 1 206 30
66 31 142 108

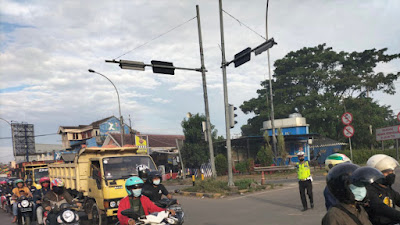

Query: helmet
297 151 305 156
138 168 150 181
7 180 13 186
0 181 6 185
327 163 360 204
125 177 144 196
148 171 162 184
25 178 33 185
15 179 24 185
325 153 351 172
39 177 50 184
51 178 64 187
367 154 399 172
136 165 149 173
351 167 384 187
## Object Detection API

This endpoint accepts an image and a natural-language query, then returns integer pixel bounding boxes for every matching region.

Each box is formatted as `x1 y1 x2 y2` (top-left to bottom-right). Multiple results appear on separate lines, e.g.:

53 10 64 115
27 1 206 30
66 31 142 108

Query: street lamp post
88 69 125 146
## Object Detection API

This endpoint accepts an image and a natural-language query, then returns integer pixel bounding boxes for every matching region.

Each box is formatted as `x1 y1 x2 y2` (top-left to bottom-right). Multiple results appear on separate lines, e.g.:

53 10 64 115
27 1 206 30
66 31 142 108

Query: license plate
21 208 32 212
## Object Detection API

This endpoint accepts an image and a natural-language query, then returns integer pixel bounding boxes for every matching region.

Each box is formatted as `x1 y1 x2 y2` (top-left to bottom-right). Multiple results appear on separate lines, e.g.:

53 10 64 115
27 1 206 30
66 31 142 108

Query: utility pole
218 0 234 186
266 0 277 162
196 5 217 178
24 124 29 162
129 115 134 145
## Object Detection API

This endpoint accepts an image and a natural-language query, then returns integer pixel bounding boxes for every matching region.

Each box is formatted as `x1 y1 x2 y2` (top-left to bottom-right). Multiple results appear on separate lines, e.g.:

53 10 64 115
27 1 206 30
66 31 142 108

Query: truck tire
91 204 107 225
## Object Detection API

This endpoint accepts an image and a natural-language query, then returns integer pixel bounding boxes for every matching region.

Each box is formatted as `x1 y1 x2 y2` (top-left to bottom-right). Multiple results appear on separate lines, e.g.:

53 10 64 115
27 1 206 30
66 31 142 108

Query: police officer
365 154 400 225
296 151 313 211
322 164 384 225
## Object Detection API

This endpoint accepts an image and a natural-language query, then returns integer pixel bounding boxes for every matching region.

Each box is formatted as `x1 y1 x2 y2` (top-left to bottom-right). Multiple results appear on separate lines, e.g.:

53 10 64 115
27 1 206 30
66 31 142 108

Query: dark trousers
299 180 313 208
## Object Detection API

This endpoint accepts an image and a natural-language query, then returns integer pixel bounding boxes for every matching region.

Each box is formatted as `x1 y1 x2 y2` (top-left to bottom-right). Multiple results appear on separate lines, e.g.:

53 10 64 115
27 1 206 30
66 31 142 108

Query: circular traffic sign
341 112 353 125
397 112 400 122
343 125 355 138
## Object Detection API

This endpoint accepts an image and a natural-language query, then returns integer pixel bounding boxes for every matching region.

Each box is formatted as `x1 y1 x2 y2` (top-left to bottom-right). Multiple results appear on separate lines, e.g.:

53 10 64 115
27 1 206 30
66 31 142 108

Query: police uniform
297 160 313 210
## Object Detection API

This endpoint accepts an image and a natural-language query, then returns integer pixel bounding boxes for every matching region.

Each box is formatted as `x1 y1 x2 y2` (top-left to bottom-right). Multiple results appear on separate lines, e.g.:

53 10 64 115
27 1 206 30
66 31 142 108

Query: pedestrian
322 164 384 225
365 154 400 225
296 151 313 211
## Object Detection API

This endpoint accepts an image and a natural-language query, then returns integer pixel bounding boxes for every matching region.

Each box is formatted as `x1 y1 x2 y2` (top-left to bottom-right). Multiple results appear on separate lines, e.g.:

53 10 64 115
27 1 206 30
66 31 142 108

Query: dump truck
48 146 157 224
14 161 50 189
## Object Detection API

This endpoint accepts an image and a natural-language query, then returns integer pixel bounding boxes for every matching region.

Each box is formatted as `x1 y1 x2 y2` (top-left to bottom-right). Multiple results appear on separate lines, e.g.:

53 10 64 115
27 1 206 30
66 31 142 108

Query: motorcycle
154 199 184 225
44 203 82 225
5 193 13 213
119 209 178 225
16 196 34 225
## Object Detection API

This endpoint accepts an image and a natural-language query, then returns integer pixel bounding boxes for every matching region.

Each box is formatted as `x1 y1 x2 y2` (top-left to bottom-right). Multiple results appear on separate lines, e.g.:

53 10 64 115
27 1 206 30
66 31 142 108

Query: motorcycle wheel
91 204 107 225
24 216 31 225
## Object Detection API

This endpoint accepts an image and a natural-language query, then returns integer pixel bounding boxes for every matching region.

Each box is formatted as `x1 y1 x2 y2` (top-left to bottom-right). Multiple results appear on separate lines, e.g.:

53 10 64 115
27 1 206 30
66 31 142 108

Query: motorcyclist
322 164 384 225
11 179 33 223
323 153 351 210
117 176 175 225
142 171 172 202
34 177 51 225
42 178 82 225
0 180 8 209
137 165 150 183
25 178 37 194
365 154 400 225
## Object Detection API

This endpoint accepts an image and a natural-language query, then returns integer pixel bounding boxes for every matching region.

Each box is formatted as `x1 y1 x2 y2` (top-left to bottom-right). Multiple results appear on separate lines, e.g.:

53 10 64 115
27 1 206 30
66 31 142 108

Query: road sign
397 112 400 122
343 125 355 138
376 125 400 141
341 112 353 125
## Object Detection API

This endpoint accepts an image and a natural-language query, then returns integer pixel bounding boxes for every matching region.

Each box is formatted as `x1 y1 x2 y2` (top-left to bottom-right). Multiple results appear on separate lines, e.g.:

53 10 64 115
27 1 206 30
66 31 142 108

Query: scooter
154 199 184 225
44 203 81 225
119 209 179 225
16 196 34 225
5 193 13 213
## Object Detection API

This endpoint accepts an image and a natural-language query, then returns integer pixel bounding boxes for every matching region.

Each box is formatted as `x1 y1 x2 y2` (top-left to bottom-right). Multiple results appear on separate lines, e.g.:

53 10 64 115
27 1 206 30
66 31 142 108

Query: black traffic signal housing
233 47 252 68
229 104 238 128
151 60 175 75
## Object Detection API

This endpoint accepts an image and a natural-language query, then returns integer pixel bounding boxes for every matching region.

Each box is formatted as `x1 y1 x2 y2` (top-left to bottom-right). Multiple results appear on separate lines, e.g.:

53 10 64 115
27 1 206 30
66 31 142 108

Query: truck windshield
102 156 156 180
34 168 49 183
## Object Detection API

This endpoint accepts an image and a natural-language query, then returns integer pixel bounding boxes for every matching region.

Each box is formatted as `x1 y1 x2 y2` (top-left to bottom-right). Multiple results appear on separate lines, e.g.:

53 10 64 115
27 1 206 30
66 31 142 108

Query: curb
176 191 227 199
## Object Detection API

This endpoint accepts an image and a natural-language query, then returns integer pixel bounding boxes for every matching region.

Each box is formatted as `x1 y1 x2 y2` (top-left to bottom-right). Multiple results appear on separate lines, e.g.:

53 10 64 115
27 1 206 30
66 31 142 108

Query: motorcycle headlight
21 200 29 208
110 201 116 208
117 200 120 206
57 216 63 224
62 210 75 223
75 213 79 221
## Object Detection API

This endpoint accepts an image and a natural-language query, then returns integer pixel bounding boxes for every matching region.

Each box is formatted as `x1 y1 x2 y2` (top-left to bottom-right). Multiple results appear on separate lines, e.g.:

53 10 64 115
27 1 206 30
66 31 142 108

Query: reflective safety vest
297 161 311 180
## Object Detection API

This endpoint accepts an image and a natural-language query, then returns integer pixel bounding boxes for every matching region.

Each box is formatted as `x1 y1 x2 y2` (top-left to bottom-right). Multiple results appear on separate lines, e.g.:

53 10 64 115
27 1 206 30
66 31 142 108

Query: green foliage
340 149 399 165
234 179 254 190
215 154 227 176
235 161 250 173
183 179 229 193
240 44 400 148
256 133 274 166
277 128 287 165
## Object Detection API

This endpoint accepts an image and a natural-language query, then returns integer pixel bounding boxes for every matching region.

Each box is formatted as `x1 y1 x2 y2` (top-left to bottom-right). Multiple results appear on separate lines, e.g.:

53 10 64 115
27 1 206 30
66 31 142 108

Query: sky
1 0 399 163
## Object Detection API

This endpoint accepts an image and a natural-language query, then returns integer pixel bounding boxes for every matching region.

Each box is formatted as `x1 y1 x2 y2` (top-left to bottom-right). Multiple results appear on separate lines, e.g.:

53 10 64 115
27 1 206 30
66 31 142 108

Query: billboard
376 125 400 141
11 123 36 156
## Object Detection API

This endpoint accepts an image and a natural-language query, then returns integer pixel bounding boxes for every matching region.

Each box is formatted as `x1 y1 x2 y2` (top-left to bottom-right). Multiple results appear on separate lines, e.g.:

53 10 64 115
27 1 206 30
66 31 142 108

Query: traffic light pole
219 0 234 186
196 5 217 178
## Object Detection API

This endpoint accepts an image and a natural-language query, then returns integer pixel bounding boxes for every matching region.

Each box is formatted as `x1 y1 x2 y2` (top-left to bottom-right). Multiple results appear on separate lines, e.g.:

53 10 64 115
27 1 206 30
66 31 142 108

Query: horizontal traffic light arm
105 59 206 73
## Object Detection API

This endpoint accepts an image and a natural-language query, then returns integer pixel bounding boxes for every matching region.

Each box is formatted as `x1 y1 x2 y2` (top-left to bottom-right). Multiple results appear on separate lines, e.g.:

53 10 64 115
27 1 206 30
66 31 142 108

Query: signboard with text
376 125 400 141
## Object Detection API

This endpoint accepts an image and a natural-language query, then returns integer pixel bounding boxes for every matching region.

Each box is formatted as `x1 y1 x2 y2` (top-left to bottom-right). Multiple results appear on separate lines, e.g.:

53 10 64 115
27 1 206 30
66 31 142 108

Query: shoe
12 216 17 223
301 207 308 212
311 203 314 208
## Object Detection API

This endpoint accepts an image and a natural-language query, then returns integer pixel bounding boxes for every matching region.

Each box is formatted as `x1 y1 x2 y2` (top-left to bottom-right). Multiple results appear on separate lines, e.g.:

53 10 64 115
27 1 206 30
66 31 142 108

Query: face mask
349 184 367 201
53 187 64 195
299 158 304 162
153 179 160 185
132 189 142 197
384 174 396 186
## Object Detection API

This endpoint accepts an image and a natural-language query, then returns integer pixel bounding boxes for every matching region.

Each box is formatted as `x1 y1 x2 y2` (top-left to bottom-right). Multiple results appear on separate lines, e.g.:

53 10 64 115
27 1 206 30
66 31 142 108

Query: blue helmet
125 176 144 196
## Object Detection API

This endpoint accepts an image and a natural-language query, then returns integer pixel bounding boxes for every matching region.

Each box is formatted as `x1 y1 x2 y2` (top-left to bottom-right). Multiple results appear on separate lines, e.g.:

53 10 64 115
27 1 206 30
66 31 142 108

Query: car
325 153 351 172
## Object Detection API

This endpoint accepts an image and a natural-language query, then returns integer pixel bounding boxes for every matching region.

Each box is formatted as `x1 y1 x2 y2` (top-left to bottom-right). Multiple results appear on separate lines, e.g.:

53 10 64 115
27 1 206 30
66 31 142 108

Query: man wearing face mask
117 176 174 225
295 151 314 211
33 177 51 225
322 164 384 225
42 178 82 225
365 154 400 225
142 171 172 202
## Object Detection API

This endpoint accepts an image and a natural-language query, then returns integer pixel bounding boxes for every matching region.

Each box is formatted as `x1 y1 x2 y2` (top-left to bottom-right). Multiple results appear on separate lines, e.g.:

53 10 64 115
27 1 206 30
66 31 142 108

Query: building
14 143 63 163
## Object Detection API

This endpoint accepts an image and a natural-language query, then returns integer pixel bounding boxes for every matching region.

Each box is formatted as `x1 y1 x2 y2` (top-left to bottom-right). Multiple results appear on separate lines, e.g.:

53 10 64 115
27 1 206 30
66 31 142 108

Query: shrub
215 154 228 176
340 149 399 165
235 161 250 173
234 179 254 190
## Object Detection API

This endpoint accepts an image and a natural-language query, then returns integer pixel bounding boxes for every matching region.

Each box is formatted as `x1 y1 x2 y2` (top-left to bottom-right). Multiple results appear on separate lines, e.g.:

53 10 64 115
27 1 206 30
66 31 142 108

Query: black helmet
26 178 33 183
138 168 150 181
148 171 162 184
327 163 360 204
351 167 384 187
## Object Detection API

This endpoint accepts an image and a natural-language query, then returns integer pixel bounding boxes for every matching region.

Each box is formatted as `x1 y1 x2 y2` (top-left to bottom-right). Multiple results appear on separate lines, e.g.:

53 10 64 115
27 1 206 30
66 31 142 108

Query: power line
113 16 197 60
0 133 58 140
222 9 266 41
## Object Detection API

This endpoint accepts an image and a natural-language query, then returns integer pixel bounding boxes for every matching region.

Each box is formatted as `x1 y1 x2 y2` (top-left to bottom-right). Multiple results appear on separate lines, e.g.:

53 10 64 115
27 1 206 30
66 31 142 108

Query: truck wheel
91 204 106 225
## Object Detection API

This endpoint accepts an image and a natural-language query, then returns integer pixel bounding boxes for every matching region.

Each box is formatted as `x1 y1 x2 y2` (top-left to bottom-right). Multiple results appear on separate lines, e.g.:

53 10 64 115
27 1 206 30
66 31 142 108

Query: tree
241 44 399 148
181 113 218 168
215 154 227 176
256 132 274 166
277 128 287 165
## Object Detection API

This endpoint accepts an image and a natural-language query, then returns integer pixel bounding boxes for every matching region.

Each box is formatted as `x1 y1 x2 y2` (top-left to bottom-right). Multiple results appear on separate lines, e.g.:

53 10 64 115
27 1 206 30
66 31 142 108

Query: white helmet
297 151 305 156
367 154 399 172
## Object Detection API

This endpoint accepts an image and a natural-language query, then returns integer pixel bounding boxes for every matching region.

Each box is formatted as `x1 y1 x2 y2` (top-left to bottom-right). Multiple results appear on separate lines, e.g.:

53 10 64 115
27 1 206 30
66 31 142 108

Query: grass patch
234 179 254 190
183 179 230 193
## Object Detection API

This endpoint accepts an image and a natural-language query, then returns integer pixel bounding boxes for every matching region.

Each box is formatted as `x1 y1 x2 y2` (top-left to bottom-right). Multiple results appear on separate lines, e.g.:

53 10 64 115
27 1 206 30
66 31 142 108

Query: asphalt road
1 175 399 225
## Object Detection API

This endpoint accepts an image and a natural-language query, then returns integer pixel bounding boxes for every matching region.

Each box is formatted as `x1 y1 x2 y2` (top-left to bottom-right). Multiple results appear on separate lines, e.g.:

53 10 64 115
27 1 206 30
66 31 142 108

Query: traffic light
151 60 175 75
229 104 238 128
233 47 252 68
253 38 277 56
